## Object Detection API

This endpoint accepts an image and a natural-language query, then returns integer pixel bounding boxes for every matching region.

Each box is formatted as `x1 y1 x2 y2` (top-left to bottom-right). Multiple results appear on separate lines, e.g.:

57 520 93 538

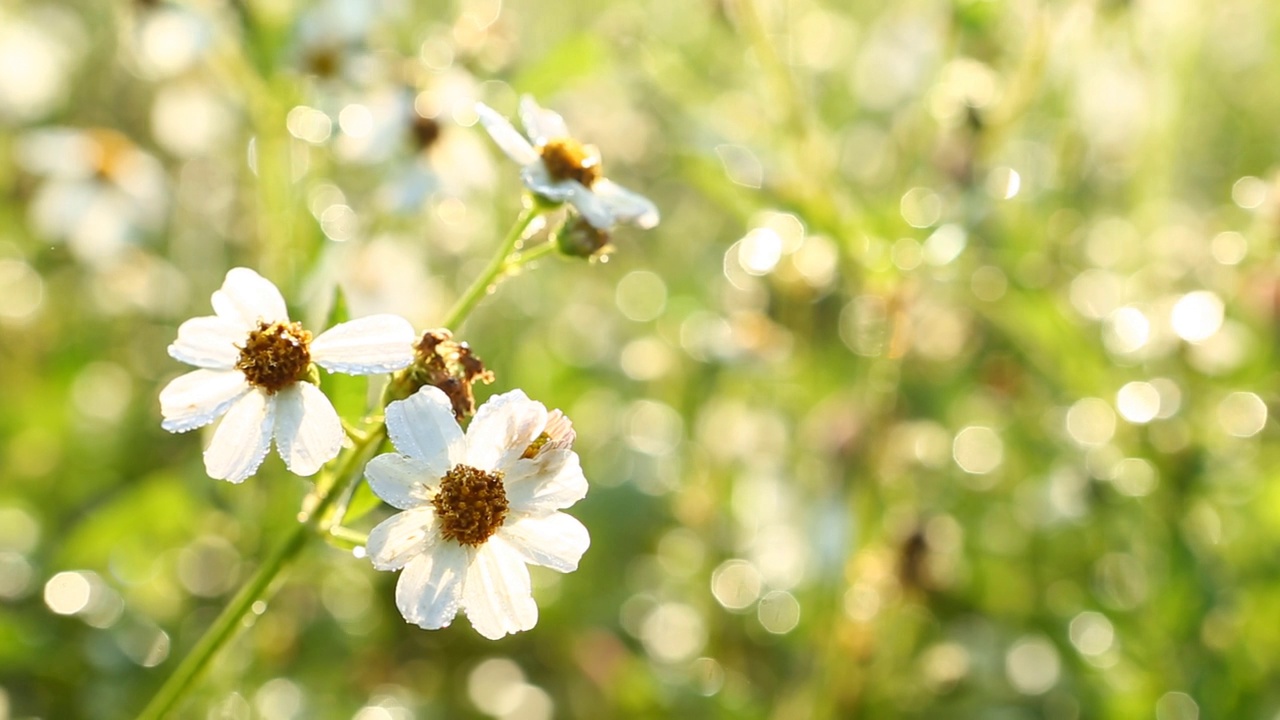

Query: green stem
136 425 384 720
327 525 371 549
138 205 546 719
510 241 558 268
440 205 540 329
135 524 302 720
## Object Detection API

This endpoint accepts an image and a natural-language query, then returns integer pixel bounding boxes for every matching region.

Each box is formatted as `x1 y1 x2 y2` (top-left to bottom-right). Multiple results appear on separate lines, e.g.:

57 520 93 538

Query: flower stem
135 519 306 720
509 241 558 268
440 205 540 330
136 426 385 720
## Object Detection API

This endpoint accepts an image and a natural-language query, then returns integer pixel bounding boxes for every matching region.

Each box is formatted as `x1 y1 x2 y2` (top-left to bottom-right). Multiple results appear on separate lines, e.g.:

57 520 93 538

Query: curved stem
440 205 540 330
137 206 547 719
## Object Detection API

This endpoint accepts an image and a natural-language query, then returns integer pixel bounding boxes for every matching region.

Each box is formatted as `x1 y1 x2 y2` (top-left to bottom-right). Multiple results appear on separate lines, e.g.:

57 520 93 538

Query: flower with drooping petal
159 267 417 483
365 386 590 639
474 95 659 231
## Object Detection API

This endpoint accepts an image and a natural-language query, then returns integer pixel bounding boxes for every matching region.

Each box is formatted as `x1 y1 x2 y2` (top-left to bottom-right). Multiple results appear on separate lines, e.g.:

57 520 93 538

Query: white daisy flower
159 267 417 483
474 95 659 231
365 386 590 639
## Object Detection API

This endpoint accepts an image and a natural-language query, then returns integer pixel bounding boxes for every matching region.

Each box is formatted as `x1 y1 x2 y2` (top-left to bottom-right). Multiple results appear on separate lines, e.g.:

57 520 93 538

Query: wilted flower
365 386 589 639
475 95 659 231
160 267 416 483
388 329 495 419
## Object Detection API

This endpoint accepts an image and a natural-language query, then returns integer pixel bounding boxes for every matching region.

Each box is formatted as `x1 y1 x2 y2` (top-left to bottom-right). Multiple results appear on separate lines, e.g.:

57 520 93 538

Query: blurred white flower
159 267 416 483
365 386 589 639
17 128 167 265
475 96 659 230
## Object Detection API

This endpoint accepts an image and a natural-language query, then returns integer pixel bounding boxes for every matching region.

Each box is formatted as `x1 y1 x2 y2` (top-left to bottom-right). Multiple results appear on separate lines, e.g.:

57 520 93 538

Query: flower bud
555 215 612 259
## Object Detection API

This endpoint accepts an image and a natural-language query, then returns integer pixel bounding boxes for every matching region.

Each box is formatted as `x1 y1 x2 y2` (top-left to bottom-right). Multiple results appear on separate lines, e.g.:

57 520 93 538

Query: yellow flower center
539 138 602 188
235 320 313 393
433 464 509 546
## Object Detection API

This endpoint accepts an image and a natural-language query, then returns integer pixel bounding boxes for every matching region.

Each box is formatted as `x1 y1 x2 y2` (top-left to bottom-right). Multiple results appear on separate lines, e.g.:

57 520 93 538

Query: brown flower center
411 114 442 151
539 138 602 188
432 464 509 546
235 320 313 393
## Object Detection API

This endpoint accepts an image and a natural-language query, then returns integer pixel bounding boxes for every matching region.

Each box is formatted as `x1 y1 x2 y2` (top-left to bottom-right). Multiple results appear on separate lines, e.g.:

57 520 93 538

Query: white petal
385 386 466 467
203 389 275 483
518 95 571 145
563 182 618 230
504 449 588 513
159 369 251 433
395 543 468 630
367 508 438 571
462 538 538 639
520 164 575 203
500 512 589 573
272 382 344 477
211 267 289 327
474 102 539 166
311 314 416 375
465 390 546 471
168 315 245 369
593 178 660 229
366 453 441 511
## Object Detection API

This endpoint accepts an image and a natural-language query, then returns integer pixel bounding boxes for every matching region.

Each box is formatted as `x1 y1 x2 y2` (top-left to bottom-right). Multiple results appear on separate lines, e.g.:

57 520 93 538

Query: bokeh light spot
44 571 92 615
615 271 667 321
953 426 1003 475
1116 382 1160 424
0 259 45 323
641 602 706 663
1066 398 1117 447
1171 291 1224 343
1217 392 1267 438
710 559 762 611
900 187 942 228
1156 691 1200 720
1005 635 1060 695
757 590 800 634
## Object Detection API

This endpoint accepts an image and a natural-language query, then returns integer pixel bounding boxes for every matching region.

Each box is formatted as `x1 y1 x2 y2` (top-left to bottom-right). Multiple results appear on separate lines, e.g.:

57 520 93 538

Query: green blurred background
3 0 1280 717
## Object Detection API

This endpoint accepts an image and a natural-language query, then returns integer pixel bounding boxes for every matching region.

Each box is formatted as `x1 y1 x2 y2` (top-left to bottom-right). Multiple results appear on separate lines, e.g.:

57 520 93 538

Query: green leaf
319 370 368 423
511 33 611 98
325 283 351 328
340 478 386 528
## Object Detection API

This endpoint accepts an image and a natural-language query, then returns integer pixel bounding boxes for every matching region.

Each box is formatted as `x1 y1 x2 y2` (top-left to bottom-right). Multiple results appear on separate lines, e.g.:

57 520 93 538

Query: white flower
475 96 659 231
365 386 590 639
159 267 417 483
